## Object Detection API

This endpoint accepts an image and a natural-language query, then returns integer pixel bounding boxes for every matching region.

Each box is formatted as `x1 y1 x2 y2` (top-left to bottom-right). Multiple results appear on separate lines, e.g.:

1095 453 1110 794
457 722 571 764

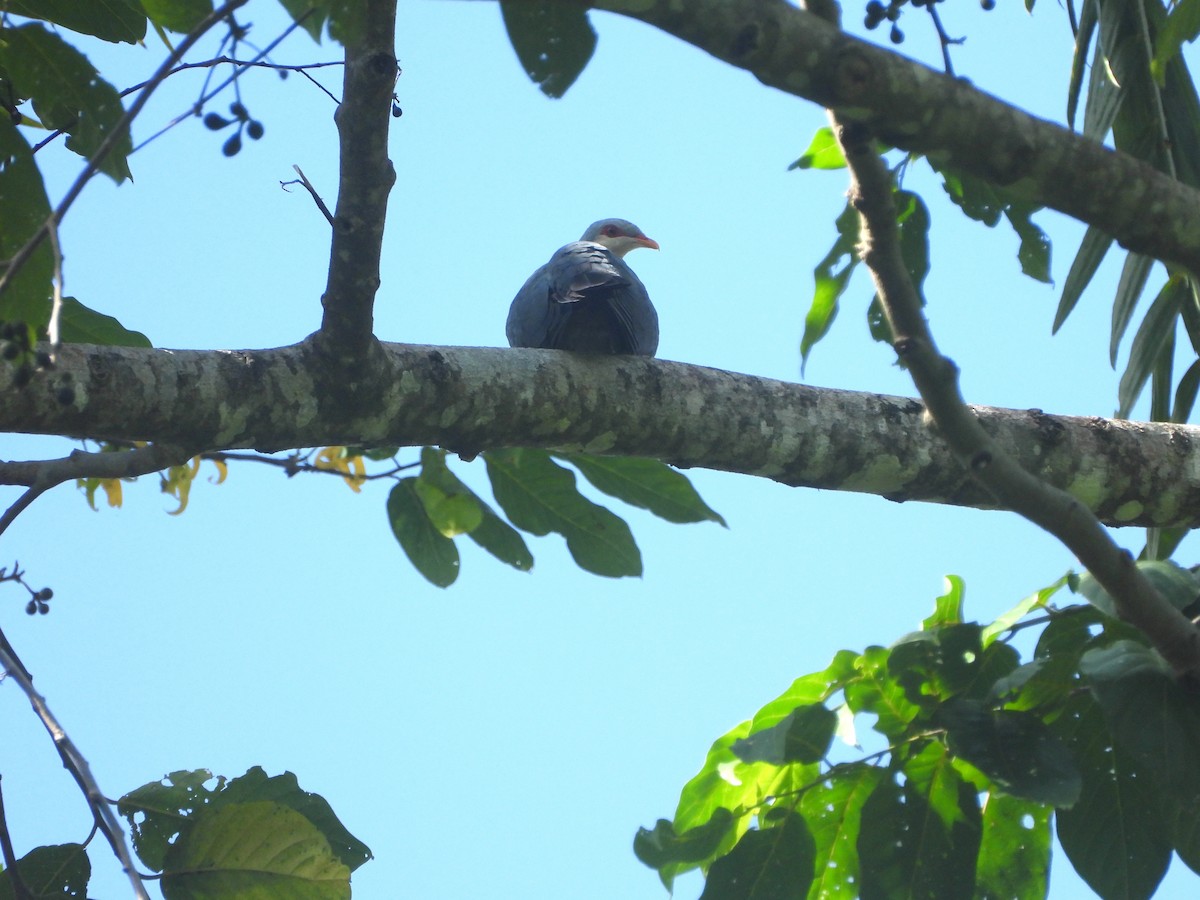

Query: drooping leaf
413 477 484 538
940 699 1081 807
634 809 735 871
0 119 54 330
0 24 132 182
788 126 846 170
0 844 90 900
483 448 640 577
731 703 837 765
1066 0 1099 130
1005 206 1052 284
276 0 330 41
802 202 859 371
120 769 227 872
1118 276 1186 417
161 801 351 900
981 574 1067 647
974 793 1052 900
556 453 725 525
386 478 460 587
891 189 930 303
920 575 964 630
140 0 212 33
419 448 532 571
499 0 596 98
1080 640 1200 872
700 813 815 900
1109 253 1154 365
800 765 885 900
58 296 152 346
1173 357 1200 423
1052 693 1172 900
3 0 147 43
856 767 981 900
1054 225 1112 333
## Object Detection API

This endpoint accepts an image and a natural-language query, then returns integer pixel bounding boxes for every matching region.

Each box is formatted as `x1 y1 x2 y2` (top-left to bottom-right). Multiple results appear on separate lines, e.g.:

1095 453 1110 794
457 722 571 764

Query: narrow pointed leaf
1152 0 1200 84
802 202 859 371
1173 357 1200 423
387 479 460 587
556 453 725 525
1118 277 1186 417
1109 253 1154 364
499 0 596 98
484 448 640 577
1067 0 1099 129
1055 225 1112 333
0 119 54 330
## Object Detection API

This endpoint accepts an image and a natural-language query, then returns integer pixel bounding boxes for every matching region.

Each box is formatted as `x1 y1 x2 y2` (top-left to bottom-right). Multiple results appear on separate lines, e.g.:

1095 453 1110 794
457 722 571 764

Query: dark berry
37 588 53 601
230 101 248 120
203 112 229 130
890 24 904 43
981 0 995 8
56 385 75 405
391 102 403 118
246 120 264 140
223 133 242 157
25 600 36 615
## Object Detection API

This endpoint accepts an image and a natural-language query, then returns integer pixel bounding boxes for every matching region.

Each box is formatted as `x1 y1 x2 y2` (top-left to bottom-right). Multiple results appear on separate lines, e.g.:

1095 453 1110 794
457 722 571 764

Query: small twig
0 0 250 299
0 776 32 900
0 630 149 900
46 218 63 351
0 444 194 540
203 449 417 480
283 166 336 225
924 3 963 77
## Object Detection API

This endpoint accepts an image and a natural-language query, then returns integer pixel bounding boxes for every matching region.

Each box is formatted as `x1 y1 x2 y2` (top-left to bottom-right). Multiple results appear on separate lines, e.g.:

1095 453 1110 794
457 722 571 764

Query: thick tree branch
828 112 1200 678
316 0 398 362
3 341 1200 529
591 0 1200 277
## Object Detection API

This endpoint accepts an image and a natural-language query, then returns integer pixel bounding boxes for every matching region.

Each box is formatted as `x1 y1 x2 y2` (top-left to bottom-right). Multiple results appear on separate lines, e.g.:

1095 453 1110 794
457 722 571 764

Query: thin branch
284 165 336 226
204 450 417 480
826 103 1200 680
924 3 962 77
0 444 194 540
0 776 32 900
0 631 149 900
0 0 250 299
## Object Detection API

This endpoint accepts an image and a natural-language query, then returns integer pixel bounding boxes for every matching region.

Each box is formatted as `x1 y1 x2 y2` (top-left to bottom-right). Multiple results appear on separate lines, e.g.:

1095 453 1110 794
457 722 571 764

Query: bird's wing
545 241 628 303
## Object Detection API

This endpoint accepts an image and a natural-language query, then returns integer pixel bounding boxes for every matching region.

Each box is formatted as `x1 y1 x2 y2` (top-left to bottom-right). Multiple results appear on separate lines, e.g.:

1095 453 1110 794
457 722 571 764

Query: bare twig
0 0 250 299
0 631 149 900
0 776 32 900
924 3 963 77
284 165 336 225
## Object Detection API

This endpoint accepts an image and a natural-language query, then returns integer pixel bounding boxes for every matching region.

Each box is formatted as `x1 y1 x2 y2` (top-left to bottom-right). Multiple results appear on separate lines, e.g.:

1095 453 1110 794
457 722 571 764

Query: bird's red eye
603 225 619 237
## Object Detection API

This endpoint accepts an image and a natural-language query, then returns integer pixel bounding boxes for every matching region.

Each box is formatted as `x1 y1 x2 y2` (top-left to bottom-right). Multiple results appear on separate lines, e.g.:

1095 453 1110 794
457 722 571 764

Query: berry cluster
864 0 995 44
203 100 265 157
26 587 53 616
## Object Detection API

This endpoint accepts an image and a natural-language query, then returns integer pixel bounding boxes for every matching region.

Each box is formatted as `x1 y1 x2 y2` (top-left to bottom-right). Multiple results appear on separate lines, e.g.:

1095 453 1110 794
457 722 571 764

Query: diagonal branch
826 104 1200 679
590 0 1200 278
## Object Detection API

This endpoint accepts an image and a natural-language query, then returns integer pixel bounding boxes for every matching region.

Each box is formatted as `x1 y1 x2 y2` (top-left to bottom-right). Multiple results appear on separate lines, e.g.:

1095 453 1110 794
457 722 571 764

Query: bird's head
581 218 660 258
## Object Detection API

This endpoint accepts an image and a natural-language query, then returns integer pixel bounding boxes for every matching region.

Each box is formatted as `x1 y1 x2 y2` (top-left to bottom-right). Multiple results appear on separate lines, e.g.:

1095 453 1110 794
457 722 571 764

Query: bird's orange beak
639 236 661 251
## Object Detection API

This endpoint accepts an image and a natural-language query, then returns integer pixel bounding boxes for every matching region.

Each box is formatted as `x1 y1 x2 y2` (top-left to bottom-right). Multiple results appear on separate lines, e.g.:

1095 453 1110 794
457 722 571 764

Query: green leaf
1109 253 1154 365
0 844 90 900
419 449 533 571
788 126 846 170
499 0 596 98
1066 0 1099 130
1005 206 1052 284
844 645 922 740
730 703 836 765
0 119 54 330
387 479 460 587
981 575 1067 647
483 448 640 577
892 190 930 303
216 768 373 873
0 24 131 182
857 765 980 899
1173 357 1200 423
58 296 152 346
276 0 330 41
1152 0 1200 84
940 699 1081 806
1055 225 1112 333
556 453 725 525
920 574 964 630
3 0 147 43
1052 693 1171 900
1080 640 1200 872
974 793 1051 900
633 809 735 870
800 765 885 900
802 202 859 372
700 813 815 900
413 478 484 538
140 0 212 33
1118 276 1186 418
1074 560 1200 618
161 801 351 899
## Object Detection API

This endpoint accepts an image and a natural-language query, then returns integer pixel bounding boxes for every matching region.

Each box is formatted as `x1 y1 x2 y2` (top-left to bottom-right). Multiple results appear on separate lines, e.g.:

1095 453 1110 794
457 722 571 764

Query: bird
506 218 660 356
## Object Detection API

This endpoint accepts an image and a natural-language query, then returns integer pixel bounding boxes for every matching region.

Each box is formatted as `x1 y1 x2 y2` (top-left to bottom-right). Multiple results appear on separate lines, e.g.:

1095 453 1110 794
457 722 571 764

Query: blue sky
2 1 1196 897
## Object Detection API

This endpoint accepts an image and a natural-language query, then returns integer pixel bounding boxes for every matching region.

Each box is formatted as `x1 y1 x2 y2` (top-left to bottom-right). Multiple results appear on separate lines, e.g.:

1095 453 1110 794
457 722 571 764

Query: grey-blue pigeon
506 219 659 356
